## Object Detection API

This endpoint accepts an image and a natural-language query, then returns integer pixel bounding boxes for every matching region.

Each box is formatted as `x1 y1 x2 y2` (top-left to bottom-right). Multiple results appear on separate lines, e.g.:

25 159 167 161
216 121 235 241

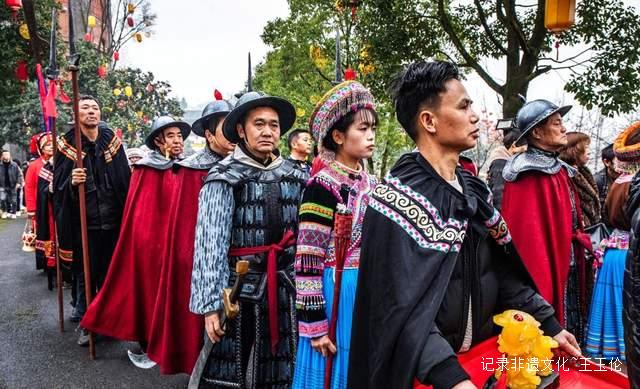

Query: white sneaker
127 349 157 369
9 214 16 219
1 213 7 219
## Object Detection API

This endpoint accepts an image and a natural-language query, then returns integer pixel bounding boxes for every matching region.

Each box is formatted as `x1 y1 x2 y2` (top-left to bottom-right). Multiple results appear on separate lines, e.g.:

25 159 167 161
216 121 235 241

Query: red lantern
5 0 22 19
545 0 576 33
344 67 357 81
97 65 107 79
127 16 134 27
15 61 28 81
83 32 92 42
115 128 123 139
113 51 120 61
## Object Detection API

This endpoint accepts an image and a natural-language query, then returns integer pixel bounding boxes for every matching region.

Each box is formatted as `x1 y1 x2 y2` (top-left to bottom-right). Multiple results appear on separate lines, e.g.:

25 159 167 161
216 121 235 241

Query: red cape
81 166 176 342
146 166 206 375
25 157 45 213
501 168 574 326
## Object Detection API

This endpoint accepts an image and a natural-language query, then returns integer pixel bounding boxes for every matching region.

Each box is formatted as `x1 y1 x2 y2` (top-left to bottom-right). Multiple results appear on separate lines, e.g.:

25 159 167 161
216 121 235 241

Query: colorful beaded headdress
309 81 375 160
614 121 640 174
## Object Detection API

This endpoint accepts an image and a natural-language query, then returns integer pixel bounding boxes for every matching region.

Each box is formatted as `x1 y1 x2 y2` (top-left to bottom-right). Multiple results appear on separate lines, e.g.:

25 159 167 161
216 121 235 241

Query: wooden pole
46 7 64 334
68 0 96 359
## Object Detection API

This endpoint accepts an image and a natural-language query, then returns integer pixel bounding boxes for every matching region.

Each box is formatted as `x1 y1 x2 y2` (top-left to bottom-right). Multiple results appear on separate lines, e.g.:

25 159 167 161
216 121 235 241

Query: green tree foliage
0 0 60 148
254 0 414 176
76 41 182 146
357 0 640 117
0 1 180 149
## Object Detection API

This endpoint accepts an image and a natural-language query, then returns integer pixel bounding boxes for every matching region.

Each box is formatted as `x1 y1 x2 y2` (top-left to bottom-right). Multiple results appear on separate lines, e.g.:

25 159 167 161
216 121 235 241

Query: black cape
348 153 512 389
52 127 130 263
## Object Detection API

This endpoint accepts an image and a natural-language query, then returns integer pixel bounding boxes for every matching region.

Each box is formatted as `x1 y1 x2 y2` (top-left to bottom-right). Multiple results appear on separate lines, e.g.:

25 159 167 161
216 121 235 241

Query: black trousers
71 228 119 316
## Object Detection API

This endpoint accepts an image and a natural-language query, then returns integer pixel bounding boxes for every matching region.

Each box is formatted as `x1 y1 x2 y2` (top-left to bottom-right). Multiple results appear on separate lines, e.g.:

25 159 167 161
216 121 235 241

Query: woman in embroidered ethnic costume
586 122 640 361
293 81 378 389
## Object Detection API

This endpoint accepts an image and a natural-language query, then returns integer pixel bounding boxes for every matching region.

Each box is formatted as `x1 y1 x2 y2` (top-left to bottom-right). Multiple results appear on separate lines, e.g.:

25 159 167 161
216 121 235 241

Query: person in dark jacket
53 95 131 344
625 170 640 389
595 144 619 225
559 132 601 228
1 150 24 218
348 60 580 389
486 129 525 210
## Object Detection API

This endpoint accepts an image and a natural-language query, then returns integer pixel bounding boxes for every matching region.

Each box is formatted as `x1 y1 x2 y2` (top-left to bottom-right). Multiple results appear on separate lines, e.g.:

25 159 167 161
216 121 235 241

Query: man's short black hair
288 128 311 149
390 60 460 141
1 149 8 153
503 129 522 148
79 94 100 106
601 144 614 162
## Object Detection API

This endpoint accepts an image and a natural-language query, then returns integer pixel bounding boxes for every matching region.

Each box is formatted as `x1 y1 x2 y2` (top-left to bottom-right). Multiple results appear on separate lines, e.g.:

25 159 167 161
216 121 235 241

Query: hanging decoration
135 32 143 43
83 32 92 42
146 83 154 93
127 16 134 27
18 23 30 39
113 87 122 96
124 85 133 97
214 89 223 100
358 63 375 76
5 0 22 20
544 0 576 33
87 15 96 28
97 64 107 79
115 128 123 139
309 45 328 68
296 108 306 118
15 60 28 81
57 81 71 104
127 3 135 14
349 0 360 22
113 51 120 61
344 68 357 80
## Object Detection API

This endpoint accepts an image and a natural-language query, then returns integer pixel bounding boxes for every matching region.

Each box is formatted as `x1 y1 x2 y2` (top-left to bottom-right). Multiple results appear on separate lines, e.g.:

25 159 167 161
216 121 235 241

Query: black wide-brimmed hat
191 99 234 137
515 99 572 144
145 115 191 150
222 91 296 144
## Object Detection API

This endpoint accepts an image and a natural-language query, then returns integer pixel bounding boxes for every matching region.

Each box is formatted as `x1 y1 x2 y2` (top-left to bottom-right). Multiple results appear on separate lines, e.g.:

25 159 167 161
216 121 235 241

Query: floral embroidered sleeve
295 180 339 338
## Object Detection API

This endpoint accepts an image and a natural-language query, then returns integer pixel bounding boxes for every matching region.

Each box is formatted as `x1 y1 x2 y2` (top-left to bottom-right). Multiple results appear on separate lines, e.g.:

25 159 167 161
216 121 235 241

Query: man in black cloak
53 95 130 343
347 61 581 389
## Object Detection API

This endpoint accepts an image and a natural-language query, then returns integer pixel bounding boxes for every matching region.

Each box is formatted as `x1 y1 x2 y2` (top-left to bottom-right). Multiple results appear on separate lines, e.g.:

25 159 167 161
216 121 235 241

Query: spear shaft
45 7 64 334
68 0 96 359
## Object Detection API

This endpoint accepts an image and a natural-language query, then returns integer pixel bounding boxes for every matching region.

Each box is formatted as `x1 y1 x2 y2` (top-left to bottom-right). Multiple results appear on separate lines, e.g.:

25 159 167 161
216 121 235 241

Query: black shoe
77 328 90 347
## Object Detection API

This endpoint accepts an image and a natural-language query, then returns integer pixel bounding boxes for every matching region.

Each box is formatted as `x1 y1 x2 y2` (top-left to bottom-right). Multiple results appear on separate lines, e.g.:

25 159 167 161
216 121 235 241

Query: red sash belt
227 230 296 354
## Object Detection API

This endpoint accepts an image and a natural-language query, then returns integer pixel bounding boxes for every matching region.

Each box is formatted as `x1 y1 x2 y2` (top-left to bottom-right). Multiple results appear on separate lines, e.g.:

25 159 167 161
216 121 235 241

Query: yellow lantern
296 108 306 118
136 111 144 118
19 23 30 40
113 88 122 96
127 3 135 14
124 86 133 97
544 0 576 33
135 32 143 43
87 15 97 28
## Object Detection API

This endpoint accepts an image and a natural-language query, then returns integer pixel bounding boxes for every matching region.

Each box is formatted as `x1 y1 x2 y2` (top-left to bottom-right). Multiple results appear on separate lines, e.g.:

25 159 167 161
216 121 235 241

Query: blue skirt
293 268 358 389
585 248 626 360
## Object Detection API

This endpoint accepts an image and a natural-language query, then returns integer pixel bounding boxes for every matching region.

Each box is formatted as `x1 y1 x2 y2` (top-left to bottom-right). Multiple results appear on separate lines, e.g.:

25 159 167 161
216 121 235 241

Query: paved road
0 217 189 389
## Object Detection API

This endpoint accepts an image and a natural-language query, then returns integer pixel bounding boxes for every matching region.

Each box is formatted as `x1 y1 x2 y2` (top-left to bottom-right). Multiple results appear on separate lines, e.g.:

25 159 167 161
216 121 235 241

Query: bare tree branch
474 0 508 55
526 64 551 81
438 0 504 94
539 46 594 64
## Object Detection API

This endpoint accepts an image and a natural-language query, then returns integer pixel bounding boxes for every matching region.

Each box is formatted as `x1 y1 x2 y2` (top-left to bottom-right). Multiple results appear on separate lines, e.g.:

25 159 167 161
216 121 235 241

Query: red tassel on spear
324 204 353 389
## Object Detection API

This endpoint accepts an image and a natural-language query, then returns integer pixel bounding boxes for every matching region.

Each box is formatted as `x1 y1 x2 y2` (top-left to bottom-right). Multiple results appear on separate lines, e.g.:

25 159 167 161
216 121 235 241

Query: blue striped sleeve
189 180 234 315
